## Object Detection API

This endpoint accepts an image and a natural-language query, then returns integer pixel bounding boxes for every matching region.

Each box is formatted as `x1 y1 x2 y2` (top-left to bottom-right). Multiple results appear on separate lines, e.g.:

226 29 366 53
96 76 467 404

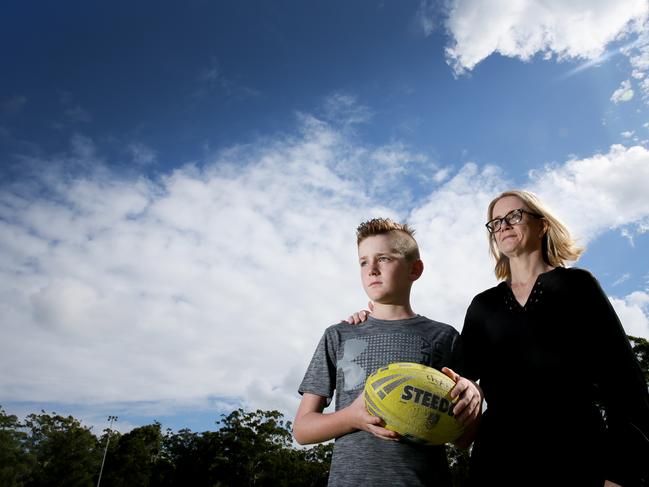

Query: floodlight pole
96 415 118 487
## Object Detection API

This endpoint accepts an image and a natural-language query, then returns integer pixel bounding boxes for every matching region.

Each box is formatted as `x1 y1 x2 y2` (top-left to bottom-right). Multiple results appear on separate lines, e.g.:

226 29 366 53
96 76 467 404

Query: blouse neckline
500 267 560 312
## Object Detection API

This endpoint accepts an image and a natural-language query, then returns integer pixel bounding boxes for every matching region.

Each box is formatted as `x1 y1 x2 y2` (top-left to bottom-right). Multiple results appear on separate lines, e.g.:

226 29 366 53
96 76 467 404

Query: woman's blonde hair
487 190 584 280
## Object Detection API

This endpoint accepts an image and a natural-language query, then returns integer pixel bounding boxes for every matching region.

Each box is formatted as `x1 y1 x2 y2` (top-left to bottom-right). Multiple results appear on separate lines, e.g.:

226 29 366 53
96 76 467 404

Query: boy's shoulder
414 314 455 329
324 315 457 336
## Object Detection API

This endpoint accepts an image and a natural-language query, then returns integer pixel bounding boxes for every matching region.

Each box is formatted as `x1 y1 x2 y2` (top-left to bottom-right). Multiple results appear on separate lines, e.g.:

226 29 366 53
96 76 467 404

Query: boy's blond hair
487 190 584 280
356 218 420 261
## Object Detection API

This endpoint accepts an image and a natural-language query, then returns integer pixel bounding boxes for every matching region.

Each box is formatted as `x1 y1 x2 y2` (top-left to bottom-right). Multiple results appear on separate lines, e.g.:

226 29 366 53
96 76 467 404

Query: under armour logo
338 338 368 390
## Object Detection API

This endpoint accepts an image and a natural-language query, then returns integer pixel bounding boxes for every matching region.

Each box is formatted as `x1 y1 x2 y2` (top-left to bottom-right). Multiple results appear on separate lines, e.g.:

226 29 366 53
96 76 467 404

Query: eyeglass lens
488 209 523 232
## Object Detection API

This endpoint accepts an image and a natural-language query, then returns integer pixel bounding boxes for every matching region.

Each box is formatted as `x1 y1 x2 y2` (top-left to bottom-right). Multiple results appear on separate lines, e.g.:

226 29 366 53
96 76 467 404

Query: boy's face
358 234 420 305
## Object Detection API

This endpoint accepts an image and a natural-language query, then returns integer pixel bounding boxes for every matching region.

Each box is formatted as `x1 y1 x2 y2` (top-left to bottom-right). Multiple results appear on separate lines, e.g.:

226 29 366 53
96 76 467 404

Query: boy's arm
293 392 399 445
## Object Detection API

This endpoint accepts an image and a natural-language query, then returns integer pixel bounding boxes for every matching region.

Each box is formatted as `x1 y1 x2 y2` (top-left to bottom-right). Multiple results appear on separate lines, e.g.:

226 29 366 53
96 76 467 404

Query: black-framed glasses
485 208 542 233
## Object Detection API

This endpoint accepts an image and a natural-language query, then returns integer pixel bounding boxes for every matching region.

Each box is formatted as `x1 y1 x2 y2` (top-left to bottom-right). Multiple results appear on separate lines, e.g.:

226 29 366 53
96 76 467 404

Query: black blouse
462 267 649 486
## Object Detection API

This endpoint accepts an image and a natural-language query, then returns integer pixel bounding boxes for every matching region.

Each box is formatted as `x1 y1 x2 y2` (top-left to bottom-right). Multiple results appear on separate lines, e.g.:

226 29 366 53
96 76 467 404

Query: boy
293 218 481 486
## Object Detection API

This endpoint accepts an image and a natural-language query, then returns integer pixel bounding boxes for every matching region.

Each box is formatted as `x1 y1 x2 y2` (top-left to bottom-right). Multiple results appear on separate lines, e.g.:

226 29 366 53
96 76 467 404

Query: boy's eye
379 256 390 262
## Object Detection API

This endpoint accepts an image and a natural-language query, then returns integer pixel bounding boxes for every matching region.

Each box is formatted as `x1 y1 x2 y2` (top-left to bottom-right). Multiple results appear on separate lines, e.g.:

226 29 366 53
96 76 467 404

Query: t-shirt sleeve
298 328 338 402
577 270 649 485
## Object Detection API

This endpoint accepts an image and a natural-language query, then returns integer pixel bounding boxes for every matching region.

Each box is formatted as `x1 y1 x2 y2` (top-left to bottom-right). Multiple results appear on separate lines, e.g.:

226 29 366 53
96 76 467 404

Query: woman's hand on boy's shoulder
343 301 374 324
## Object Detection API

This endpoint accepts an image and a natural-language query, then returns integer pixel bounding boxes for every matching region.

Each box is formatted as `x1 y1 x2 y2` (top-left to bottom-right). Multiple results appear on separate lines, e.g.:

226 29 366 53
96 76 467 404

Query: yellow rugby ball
364 362 464 445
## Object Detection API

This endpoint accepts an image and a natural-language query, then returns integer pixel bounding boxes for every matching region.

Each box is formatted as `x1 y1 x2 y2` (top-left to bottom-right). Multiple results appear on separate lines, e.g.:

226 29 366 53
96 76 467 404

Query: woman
461 190 649 486
346 190 649 486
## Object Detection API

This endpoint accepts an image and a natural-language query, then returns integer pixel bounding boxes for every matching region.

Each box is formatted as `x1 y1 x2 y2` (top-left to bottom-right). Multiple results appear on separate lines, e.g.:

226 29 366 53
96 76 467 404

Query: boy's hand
347 393 400 441
442 367 482 426
344 301 374 324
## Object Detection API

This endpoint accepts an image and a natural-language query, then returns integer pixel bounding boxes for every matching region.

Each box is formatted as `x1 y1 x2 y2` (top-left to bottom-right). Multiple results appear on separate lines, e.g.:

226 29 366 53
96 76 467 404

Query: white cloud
621 35 649 101
629 42 649 72
621 130 635 138
322 92 373 126
640 77 649 99
528 144 649 244
613 273 631 287
1 121 648 426
0 117 446 419
408 163 506 324
611 80 635 103
442 0 648 75
610 291 649 338
417 0 440 37
128 142 157 165
195 58 260 100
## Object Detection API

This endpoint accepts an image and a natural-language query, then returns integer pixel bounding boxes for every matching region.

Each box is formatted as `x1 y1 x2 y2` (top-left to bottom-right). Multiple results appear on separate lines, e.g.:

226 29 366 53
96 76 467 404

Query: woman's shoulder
548 266 597 284
469 281 507 306
543 267 606 300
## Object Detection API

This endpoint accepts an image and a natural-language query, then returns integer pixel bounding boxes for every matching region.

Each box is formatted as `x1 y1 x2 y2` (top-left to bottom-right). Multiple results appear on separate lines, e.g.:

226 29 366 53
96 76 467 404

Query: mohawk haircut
356 218 420 261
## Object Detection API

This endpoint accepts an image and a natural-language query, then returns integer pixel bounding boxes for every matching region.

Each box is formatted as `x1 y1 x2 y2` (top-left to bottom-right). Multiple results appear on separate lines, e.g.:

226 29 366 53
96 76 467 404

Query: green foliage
446 443 470 487
629 335 649 385
0 406 334 486
0 407 31 487
100 423 163 487
23 410 101 487
1 405 486 486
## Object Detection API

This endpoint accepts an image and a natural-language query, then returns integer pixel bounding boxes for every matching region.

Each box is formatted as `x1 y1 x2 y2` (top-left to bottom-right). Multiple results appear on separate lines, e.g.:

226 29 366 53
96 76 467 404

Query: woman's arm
443 366 483 449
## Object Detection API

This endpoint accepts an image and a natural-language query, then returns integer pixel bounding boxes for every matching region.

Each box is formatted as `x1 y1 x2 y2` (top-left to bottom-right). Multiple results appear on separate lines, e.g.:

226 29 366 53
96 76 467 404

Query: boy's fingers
367 424 399 441
367 415 381 425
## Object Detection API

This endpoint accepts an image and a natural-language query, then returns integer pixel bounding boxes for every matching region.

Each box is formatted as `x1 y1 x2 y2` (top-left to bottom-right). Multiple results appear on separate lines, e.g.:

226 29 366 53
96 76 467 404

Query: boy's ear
410 259 424 281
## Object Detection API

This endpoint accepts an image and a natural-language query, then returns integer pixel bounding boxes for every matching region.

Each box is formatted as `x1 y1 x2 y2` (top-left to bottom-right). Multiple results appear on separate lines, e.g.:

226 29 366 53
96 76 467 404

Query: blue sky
2 0 649 434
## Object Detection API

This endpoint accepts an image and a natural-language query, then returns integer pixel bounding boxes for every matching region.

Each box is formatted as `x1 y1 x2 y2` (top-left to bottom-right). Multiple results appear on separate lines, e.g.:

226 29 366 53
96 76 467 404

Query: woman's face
490 195 546 258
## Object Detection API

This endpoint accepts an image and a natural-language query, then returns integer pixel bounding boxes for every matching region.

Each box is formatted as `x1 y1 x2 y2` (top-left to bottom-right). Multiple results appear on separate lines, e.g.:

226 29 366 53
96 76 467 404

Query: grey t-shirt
298 315 463 487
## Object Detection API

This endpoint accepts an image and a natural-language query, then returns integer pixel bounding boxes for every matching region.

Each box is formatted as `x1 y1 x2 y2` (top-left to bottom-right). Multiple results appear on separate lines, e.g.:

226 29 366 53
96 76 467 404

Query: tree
100 423 163 487
0 407 335 486
215 408 294 486
629 335 649 385
23 411 100 487
152 428 221 486
289 442 333 487
0 406 31 487
152 409 332 487
446 443 470 487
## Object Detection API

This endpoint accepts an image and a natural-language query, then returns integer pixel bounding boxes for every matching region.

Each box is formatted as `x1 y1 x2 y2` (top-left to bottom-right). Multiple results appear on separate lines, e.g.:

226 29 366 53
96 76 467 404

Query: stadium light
96 415 118 487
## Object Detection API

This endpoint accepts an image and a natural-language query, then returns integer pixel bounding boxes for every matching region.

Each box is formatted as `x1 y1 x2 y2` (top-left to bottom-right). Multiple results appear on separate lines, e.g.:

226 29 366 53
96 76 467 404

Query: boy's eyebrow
358 250 400 260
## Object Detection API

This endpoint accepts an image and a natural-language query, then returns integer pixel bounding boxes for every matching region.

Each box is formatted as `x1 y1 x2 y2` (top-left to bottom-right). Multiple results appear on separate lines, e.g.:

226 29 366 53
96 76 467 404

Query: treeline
1 336 646 487
0 408 333 487
0 405 473 487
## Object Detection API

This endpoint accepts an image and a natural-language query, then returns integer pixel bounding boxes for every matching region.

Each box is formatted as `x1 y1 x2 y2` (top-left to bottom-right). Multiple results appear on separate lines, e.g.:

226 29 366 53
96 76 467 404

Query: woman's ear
539 220 549 238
